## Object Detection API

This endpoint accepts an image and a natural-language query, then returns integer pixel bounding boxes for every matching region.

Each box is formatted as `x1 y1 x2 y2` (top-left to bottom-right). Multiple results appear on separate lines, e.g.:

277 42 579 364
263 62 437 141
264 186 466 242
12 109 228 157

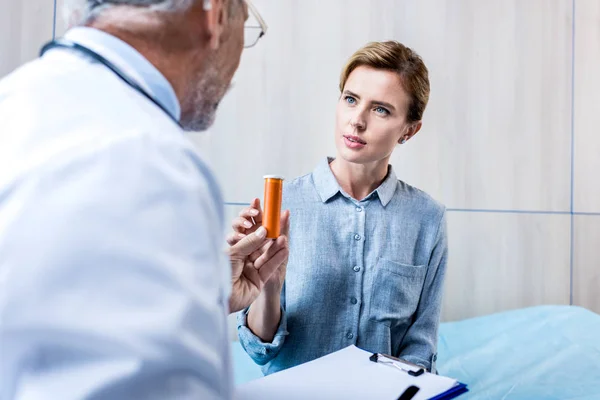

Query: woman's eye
374 106 389 115
345 96 356 105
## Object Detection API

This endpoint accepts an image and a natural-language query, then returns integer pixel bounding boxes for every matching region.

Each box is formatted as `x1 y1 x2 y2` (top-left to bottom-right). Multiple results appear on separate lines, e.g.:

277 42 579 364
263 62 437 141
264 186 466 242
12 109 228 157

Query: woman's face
335 66 416 166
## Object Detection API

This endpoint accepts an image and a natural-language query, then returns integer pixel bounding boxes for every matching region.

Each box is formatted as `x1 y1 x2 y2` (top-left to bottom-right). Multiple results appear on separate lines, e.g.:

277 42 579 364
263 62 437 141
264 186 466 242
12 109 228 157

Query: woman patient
229 40 448 375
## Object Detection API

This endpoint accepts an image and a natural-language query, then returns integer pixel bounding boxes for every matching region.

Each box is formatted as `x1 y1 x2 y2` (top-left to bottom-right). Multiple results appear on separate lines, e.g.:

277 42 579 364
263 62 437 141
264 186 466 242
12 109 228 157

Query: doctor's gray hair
63 0 196 26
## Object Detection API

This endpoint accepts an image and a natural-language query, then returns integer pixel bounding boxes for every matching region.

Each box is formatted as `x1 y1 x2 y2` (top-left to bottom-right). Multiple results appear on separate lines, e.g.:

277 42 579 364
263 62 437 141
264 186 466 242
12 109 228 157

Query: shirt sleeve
396 210 448 373
236 283 289 366
0 132 231 400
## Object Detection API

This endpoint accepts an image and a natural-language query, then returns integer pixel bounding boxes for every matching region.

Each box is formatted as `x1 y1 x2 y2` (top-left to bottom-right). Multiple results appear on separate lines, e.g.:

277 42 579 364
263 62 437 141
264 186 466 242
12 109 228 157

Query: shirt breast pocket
368 258 427 327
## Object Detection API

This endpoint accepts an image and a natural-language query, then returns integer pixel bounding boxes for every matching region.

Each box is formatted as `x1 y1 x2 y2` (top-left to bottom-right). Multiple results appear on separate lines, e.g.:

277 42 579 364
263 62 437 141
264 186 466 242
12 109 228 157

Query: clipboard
236 345 469 400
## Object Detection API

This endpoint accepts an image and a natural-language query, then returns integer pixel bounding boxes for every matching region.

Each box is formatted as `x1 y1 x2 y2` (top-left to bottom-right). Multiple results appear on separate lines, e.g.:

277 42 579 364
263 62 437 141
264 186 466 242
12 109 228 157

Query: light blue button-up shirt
238 158 448 375
0 27 232 399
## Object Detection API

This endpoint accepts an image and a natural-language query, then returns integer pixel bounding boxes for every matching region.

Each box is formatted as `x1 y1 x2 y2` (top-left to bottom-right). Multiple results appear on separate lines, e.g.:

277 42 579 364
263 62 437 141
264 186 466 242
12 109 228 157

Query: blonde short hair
339 41 430 123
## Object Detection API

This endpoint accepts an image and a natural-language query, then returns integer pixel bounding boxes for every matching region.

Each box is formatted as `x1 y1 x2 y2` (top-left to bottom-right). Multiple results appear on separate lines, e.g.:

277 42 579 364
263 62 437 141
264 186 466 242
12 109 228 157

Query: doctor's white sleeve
0 131 232 400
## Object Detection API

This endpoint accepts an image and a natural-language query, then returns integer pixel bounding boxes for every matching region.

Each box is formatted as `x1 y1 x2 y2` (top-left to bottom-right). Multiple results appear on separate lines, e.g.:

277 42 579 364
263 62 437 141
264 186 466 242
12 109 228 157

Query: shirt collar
312 157 398 207
62 27 181 121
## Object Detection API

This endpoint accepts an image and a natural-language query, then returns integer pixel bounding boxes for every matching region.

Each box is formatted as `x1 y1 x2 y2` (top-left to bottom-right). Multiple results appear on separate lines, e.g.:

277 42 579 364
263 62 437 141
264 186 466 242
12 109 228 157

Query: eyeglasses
244 0 268 48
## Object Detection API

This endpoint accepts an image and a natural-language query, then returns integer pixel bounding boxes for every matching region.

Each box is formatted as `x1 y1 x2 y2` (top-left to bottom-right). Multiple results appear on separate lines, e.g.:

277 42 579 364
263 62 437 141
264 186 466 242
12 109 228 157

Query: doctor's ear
203 0 226 50
398 121 422 145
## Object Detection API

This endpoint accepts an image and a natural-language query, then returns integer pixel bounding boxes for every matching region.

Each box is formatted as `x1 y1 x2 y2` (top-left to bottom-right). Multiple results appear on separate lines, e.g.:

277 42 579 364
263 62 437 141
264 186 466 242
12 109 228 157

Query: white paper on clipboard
235 345 463 400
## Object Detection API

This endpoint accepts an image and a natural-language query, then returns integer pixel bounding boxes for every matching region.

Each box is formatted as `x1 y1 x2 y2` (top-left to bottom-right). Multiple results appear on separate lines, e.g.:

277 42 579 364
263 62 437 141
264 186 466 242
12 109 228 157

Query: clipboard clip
369 353 425 377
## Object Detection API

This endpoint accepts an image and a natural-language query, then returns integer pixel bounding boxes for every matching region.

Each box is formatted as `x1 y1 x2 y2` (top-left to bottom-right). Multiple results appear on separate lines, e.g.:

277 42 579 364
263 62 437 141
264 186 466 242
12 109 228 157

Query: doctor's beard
179 61 229 132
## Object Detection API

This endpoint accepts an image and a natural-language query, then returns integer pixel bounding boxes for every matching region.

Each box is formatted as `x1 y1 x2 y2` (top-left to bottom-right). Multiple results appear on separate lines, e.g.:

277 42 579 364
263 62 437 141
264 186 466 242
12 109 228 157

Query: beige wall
0 0 55 78
0 1 597 324
573 1 600 314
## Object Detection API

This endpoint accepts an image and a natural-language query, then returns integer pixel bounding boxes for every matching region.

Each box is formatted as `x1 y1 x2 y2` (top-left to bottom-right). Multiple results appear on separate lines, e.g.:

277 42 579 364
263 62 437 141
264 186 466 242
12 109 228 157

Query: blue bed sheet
232 305 600 399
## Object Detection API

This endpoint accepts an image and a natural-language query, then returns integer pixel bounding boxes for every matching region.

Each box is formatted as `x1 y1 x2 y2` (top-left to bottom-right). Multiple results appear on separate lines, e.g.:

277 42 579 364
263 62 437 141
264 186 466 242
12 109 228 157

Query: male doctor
0 0 288 399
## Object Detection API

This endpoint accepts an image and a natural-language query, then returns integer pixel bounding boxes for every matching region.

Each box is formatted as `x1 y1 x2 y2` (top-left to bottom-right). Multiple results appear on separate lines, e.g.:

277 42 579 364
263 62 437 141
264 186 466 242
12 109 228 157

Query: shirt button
353 266 361 272
347 332 354 340
356 206 363 212
351 297 358 305
354 234 361 241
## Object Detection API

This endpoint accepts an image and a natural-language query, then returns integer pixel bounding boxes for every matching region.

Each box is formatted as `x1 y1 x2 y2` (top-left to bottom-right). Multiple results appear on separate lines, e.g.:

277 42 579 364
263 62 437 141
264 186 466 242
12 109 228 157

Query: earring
203 0 212 10
400 138 407 144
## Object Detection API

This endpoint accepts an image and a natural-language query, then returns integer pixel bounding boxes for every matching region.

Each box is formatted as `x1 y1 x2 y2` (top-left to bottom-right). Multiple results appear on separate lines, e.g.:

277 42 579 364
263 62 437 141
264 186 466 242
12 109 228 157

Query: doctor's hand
228 199 289 294
227 201 290 313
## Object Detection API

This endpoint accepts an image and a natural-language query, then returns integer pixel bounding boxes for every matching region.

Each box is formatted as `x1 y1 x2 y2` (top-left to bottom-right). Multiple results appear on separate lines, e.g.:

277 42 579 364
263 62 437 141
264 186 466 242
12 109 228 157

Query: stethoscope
40 39 182 128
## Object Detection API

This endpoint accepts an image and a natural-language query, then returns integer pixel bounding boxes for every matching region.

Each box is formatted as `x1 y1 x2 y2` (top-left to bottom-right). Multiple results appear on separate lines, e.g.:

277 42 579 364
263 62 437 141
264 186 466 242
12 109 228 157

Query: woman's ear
398 121 423 144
